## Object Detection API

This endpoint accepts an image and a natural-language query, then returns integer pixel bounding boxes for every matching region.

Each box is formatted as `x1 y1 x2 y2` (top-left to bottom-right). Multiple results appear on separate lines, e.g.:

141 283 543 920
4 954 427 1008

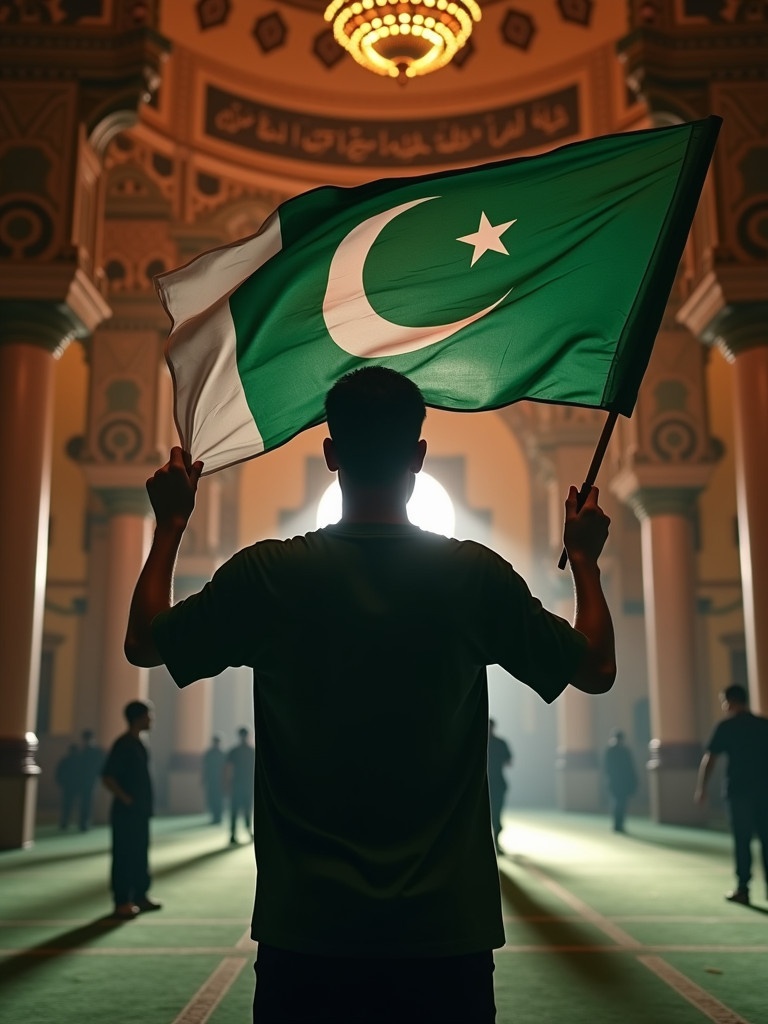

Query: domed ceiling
140 1 643 190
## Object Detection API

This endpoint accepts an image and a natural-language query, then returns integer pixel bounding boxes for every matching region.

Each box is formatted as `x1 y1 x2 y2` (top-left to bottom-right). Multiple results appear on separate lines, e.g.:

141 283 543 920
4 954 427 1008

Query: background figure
227 726 255 845
77 728 104 831
101 700 162 920
695 684 768 905
603 729 637 833
55 744 81 830
487 719 513 852
202 734 225 825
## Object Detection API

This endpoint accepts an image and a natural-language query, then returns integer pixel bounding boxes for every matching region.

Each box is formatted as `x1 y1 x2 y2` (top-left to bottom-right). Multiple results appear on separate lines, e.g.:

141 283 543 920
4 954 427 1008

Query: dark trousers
230 789 252 838
489 782 506 846
59 788 77 829
610 792 629 832
252 945 496 1024
206 785 223 824
79 784 96 831
110 808 150 905
728 793 768 891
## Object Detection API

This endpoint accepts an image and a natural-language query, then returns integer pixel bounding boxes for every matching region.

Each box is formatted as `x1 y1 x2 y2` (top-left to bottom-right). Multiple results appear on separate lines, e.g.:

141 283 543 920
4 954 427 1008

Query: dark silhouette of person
76 728 104 831
125 367 615 1024
227 726 255 845
487 719 513 852
603 729 637 833
695 683 768 905
202 734 226 825
55 743 81 830
101 700 162 920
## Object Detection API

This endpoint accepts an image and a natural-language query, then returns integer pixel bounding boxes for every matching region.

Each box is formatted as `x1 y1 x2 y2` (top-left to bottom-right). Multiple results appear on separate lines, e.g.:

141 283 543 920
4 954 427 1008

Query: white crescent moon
322 196 512 358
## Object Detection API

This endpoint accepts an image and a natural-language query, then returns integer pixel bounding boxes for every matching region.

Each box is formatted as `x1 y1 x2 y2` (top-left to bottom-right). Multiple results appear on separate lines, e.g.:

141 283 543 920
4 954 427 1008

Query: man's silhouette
77 728 104 831
227 726 255 844
695 684 768 905
602 729 637 833
487 719 513 852
125 367 615 1023
202 734 225 825
55 743 81 830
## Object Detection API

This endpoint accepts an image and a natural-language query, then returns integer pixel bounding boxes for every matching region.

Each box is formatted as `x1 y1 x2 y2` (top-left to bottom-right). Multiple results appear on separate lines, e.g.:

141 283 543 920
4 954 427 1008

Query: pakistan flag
156 116 720 474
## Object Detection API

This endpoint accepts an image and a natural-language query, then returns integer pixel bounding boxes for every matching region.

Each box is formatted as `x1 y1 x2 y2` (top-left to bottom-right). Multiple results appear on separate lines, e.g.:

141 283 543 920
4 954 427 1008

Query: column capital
0 300 89 356
700 302 768 362
95 486 151 518
611 467 708 521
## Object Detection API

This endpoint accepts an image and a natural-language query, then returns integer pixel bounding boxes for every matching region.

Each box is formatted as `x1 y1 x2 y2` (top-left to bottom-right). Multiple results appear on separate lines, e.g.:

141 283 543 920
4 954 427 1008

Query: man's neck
338 477 412 525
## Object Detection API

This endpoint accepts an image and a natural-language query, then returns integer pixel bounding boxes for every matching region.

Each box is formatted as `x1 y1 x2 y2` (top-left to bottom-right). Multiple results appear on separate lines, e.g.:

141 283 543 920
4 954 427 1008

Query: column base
167 752 205 815
0 736 41 849
555 750 601 812
647 742 708 826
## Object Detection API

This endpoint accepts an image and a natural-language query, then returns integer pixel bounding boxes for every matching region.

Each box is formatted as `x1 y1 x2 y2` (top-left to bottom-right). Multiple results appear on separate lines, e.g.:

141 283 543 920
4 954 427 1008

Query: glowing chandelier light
324 0 482 81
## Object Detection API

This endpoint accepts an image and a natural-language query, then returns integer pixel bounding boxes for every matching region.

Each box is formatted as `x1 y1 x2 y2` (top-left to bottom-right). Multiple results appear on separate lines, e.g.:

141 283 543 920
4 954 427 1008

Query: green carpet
2 811 766 1023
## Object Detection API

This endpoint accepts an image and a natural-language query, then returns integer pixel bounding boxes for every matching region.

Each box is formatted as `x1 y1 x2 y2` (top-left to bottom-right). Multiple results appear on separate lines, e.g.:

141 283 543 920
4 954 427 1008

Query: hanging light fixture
324 0 481 81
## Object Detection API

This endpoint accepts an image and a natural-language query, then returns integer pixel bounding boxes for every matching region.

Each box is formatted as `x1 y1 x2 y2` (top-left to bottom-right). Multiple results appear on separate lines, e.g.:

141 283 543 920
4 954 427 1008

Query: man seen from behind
124 367 616 1023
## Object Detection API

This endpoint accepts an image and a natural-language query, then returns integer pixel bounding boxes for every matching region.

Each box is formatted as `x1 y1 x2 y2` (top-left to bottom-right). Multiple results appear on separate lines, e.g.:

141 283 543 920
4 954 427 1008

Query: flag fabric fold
156 116 721 474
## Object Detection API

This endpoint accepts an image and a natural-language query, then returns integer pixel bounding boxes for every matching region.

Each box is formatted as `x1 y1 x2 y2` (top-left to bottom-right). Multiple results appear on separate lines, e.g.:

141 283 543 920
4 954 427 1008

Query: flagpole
557 409 619 571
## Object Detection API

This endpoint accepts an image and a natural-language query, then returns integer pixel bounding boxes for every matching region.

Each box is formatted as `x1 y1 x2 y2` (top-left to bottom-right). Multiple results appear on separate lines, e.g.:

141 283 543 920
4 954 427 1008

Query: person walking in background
695 684 768 905
487 719 513 853
101 700 162 920
55 743 81 831
77 728 104 831
227 726 255 845
603 729 637 833
202 734 226 825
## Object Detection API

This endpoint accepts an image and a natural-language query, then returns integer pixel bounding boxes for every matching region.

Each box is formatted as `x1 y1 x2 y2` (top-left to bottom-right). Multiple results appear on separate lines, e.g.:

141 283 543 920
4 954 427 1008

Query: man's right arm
563 486 616 696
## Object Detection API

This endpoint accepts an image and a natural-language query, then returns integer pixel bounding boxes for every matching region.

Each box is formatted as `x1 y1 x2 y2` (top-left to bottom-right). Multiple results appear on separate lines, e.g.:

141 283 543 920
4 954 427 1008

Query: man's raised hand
563 485 610 565
146 446 204 529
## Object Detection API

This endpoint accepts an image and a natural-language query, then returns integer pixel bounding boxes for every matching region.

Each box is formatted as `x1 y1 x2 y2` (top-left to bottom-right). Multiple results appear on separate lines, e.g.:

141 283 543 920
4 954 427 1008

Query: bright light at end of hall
317 473 456 536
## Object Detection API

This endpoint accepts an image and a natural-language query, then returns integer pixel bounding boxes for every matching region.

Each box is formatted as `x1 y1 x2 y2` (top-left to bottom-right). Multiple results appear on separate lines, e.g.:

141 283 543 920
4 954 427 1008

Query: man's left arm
124 447 203 667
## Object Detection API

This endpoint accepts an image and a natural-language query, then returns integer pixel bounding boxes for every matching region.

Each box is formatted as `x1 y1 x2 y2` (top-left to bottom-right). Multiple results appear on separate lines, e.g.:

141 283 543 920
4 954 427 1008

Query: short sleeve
471 545 588 703
706 721 727 755
152 549 260 688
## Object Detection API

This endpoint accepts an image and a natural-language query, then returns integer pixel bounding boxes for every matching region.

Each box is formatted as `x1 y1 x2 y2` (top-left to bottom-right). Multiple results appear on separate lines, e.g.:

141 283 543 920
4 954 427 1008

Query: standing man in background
101 700 162 920
55 743 81 831
227 726 256 845
77 728 104 832
487 719 513 853
603 729 637 834
695 684 768 905
202 734 226 826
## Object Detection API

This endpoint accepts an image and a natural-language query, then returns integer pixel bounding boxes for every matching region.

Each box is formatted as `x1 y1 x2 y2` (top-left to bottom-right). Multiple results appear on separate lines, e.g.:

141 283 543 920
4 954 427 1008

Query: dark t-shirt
707 711 768 798
603 743 637 796
227 743 256 795
152 523 587 956
102 733 153 817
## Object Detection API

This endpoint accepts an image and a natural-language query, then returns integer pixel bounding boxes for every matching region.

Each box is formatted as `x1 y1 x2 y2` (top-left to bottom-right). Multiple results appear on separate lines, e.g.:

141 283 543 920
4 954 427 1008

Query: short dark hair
325 367 426 485
124 699 152 723
237 726 249 739
722 684 748 705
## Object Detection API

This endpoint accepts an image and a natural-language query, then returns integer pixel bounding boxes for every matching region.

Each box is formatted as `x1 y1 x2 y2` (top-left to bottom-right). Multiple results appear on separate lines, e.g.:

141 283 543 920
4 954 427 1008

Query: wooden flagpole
557 409 619 570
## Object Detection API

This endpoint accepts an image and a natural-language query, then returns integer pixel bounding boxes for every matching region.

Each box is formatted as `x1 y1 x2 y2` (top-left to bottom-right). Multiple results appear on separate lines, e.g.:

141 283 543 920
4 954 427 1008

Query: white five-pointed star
457 212 517 267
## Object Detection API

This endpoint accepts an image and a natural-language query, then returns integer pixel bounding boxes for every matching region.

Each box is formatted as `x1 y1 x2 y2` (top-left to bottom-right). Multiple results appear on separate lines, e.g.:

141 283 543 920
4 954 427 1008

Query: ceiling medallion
324 0 481 80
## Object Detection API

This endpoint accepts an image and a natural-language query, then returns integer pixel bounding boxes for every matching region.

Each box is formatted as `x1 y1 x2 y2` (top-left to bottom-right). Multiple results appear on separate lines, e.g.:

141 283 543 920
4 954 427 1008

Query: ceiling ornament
324 0 481 80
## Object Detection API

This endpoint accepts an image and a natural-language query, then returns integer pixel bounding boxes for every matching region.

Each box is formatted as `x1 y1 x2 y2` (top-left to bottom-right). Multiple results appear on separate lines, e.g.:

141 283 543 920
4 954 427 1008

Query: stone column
94 487 152 744
167 478 223 814
0 318 66 849
704 317 768 714
613 480 709 824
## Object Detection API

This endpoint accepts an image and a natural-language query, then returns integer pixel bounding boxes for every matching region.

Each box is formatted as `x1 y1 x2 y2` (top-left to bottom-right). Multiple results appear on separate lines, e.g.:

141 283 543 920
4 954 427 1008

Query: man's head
237 726 250 743
81 728 94 744
324 367 426 486
612 729 625 743
124 700 153 731
721 684 748 711
212 734 221 747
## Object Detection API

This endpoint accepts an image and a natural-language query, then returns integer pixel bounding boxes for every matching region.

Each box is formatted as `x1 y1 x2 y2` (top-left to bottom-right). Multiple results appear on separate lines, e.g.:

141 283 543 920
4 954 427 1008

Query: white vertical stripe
155 216 283 473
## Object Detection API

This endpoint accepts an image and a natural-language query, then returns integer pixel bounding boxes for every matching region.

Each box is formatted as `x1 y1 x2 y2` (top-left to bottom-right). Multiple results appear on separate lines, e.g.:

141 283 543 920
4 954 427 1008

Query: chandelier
324 0 482 81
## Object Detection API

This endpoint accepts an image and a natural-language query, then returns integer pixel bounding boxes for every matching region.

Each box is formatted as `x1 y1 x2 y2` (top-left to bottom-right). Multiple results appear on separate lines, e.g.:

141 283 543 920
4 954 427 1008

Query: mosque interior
0 0 767 854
